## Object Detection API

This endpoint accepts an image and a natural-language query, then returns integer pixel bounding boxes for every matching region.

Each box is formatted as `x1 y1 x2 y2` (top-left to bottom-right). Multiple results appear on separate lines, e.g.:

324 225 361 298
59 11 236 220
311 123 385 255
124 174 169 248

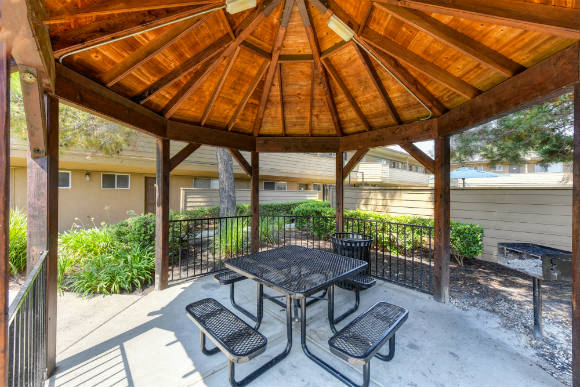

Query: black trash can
331 232 373 290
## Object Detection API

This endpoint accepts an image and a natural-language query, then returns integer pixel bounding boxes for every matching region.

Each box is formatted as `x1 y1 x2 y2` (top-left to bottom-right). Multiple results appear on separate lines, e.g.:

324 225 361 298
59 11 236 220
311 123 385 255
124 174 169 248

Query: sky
388 140 434 158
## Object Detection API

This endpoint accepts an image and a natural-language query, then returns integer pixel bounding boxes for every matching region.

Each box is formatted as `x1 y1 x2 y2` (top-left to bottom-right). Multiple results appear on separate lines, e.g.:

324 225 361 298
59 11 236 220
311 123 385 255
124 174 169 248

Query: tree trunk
216 147 236 216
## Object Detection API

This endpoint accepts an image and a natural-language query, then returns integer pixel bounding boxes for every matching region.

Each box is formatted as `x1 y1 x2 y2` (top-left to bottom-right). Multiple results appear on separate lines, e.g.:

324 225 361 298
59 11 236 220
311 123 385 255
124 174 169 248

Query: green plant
69 244 154 296
450 221 484 264
215 218 249 256
113 213 156 247
9 210 27 274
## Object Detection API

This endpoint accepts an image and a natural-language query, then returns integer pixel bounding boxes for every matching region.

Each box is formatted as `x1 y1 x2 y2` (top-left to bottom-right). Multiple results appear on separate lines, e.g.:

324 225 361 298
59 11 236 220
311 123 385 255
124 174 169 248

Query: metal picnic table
225 245 368 384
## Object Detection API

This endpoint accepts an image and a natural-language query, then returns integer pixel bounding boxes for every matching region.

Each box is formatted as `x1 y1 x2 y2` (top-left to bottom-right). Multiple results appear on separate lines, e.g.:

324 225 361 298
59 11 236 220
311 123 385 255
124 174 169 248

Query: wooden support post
251 152 259 253
433 135 450 303
155 139 169 291
336 151 344 232
572 83 580 387
0 41 10 387
45 96 58 376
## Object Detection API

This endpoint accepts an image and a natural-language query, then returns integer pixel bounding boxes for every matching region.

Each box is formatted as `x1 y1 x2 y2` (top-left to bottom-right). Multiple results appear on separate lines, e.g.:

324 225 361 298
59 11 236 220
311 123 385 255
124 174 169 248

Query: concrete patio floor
46 275 563 387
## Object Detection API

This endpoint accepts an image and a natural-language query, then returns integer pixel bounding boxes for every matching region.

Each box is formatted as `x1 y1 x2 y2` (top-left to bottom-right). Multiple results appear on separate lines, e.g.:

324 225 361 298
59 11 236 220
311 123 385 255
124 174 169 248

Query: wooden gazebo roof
10 0 580 153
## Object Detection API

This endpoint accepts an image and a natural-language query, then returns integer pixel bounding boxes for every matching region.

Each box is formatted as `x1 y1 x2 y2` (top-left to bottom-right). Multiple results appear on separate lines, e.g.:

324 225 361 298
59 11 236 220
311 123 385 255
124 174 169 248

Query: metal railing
8 251 48 387
169 215 434 293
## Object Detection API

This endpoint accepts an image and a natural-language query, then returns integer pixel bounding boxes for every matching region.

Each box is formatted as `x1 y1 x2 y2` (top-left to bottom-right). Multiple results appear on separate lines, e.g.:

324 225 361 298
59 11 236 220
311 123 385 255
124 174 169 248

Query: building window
390 161 396 168
298 184 307 191
263 181 287 191
101 173 130 189
193 177 219 189
492 165 503 171
535 162 563 173
312 183 322 191
474 166 483 171
58 171 71 189
509 165 522 174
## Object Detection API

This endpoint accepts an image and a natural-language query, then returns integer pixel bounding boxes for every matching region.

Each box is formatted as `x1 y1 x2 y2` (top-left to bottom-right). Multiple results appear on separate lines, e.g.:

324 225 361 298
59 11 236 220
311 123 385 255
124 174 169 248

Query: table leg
327 285 337 334
254 283 264 331
533 278 543 339
300 297 357 387
229 294 293 386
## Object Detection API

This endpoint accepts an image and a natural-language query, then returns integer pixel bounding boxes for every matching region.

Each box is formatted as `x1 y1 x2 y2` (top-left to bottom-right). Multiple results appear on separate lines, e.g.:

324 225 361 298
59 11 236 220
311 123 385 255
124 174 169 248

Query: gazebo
0 0 579 385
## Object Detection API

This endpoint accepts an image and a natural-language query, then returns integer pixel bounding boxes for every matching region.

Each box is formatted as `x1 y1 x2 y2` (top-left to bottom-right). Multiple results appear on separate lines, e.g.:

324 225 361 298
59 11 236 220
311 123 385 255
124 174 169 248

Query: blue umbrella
431 167 500 187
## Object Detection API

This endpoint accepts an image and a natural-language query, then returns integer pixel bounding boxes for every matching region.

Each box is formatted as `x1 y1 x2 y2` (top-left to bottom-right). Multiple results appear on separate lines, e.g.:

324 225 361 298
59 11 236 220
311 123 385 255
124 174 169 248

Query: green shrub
69 244 154 296
215 217 249 256
450 221 484 262
113 213 156 247
9 210 27 274
290 201 336 237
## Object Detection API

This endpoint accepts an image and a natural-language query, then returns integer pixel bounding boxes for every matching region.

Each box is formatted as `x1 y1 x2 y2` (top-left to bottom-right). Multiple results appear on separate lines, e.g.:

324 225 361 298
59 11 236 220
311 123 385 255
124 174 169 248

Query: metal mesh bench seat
345 274 376 290
186 298 267 363
328 302 408 387
214 269 246 285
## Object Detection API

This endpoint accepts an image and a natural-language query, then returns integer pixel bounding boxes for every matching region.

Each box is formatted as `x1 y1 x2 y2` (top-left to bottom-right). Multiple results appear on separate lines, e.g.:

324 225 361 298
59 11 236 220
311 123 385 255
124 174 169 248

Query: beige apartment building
9 133 431 231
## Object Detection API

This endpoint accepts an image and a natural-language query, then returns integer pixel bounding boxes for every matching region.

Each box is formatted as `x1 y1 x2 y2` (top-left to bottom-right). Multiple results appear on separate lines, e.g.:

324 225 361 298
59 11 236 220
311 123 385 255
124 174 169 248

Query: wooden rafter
376 4 523 77
362 29 481 99
45 1 218 24
373 0 580 40
252 0 294 136
358 40 446 116
200 46 240 126
169 142 201 171
227 60 269 131
322 59 371 131
53 4 219 58
297 0 341 136
164 0 282 118
343 148 369 179
400 142 434 173
218 9 236 40
228 148 252 176
340 119 437 150
241 42 272 60
18 66 47 158
101 16 206 87
307 63 314 136
135 34 231 104
352 42 401 124
278 63 286 136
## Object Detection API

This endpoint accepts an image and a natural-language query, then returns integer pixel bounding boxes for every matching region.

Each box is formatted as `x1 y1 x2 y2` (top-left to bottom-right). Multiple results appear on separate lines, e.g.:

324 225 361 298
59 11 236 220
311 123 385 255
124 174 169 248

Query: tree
216 148 236 216
10 72 135 156
451 93 573 167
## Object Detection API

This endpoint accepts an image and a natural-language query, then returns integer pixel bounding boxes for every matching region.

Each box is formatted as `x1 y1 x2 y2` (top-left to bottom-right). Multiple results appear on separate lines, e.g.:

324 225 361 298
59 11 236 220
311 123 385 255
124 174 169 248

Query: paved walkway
46 275 563 387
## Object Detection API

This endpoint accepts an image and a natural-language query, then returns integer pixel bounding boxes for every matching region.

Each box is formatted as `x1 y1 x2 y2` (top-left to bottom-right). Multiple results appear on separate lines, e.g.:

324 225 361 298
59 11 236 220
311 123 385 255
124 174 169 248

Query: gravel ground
450 259 572 386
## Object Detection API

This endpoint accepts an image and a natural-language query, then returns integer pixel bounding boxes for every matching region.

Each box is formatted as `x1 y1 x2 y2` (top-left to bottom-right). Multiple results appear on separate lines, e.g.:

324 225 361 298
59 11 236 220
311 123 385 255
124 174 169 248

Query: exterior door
145 177 156 214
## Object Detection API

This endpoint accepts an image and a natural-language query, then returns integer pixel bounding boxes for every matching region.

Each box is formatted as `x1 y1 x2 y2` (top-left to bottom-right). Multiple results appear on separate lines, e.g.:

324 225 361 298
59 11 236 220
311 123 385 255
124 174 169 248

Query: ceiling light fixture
327 14 354 42
226 0 257 14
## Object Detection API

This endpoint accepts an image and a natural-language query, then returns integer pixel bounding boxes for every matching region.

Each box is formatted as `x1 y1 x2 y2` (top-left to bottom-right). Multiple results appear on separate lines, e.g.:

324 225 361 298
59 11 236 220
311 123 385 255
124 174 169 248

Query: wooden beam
45 0 217 24
19 66 47 158
572 83 580 387
228 148 252 176
343 148 369 179
169 143 201 171
241 42 272 60
319 40 351 60
352 43 401 124
53 4 219 58
278 63 286 136
255 136 340 152
336 151 344 232
438 43 580 137
400 142 434 173
279 54 314 63
167 121 255 150
323 59 371 131
251 152 260 253
361 29 481 99
227 60 269 131
164 0 282 118
373 0 580 40
376 4 523 77
340 119 437 151
307 63 314 136
0 42 9 387
55 64 166 138
357 40 446 116
297 0 342 136
433 135 450 303
155 138 170 291
100 16 205 87
135 34 231 104
253 0 294 136
201 47 240 126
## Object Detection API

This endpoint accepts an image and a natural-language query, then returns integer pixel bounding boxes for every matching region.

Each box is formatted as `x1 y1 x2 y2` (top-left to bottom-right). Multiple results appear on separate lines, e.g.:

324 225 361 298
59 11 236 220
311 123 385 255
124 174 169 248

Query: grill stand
533 278 543 339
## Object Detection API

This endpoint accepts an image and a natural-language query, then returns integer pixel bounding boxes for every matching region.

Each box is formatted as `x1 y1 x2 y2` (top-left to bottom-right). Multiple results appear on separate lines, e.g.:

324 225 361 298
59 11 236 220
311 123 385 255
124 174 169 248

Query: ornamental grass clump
9 210 27 274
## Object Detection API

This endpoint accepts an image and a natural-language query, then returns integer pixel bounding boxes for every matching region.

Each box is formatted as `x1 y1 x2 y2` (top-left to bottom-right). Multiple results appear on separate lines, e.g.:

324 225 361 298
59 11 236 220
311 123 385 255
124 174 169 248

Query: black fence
8 251 48 387
169 215 433 293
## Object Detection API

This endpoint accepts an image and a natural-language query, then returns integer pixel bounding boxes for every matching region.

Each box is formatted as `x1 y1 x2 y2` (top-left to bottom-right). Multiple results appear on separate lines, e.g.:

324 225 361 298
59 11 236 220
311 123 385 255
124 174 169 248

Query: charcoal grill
497 243 572 338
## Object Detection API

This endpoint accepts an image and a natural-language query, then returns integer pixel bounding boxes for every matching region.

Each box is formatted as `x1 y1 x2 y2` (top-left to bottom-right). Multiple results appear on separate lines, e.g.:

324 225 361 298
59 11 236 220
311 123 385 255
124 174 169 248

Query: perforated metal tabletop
226 245 367 298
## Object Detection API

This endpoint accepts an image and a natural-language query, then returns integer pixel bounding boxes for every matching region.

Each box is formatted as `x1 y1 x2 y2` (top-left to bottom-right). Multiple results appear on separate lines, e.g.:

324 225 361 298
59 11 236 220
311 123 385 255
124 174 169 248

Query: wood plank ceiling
44 0 579 138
